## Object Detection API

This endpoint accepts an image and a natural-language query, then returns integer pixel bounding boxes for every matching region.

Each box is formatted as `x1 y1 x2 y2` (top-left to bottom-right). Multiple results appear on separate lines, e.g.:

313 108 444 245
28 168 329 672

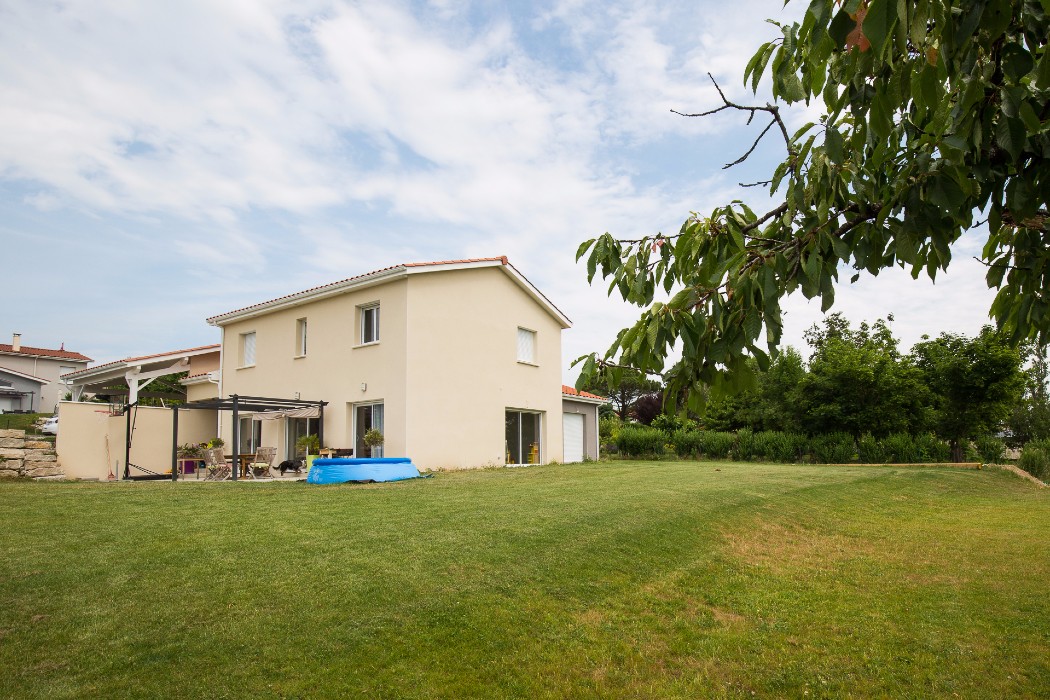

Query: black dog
277 459 302 475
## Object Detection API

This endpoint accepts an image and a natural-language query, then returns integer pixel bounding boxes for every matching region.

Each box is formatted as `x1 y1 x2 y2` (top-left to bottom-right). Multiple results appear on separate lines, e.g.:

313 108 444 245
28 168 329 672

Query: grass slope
1 462 1047 698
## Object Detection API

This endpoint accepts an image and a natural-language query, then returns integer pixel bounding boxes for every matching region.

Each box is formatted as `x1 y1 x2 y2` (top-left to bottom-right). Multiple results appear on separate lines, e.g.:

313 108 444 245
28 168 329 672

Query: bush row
614 426 973 464
1018 439 1050 482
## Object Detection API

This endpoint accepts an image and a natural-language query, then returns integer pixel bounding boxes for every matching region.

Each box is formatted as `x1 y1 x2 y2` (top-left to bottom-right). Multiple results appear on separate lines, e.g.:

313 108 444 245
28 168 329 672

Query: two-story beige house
206 257 580 471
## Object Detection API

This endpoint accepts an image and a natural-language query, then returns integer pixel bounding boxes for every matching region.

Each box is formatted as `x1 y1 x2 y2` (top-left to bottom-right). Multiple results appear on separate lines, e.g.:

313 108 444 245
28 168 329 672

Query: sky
2 0 998 380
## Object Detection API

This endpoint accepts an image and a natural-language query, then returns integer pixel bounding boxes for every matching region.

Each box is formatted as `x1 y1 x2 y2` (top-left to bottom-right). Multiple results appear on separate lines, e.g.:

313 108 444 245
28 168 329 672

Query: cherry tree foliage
575 0 1050 412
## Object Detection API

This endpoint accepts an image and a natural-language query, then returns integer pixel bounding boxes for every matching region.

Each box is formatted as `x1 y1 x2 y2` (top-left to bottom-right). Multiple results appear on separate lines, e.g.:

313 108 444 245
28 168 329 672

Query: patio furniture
202 447 231 481
245 446 277 479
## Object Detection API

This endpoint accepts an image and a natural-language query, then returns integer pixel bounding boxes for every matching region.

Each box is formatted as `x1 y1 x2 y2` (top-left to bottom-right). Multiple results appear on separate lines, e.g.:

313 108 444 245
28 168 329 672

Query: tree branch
672 73 795 167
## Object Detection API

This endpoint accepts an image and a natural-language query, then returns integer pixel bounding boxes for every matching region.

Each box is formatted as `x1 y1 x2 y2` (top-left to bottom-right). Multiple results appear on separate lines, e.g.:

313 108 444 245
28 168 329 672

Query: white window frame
240 331 256 368
295 318 307 357
517 327 537 365
360 304 380 345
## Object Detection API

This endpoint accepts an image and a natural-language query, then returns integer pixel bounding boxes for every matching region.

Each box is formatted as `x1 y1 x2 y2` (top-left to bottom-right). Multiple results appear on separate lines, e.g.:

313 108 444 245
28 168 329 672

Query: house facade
207 257 576 471
0 334 91 413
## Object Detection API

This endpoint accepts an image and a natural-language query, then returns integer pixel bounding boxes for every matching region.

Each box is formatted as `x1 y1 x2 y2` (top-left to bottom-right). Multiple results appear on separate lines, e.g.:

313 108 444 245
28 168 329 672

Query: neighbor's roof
0 365 50 385
206 256 572 328
0 344 91 362
62 344 220 382
562 385 608 402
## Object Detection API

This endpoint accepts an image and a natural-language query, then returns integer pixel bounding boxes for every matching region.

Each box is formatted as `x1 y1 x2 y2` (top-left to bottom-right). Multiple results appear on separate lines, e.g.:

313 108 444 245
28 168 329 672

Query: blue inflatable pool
307 457 422 484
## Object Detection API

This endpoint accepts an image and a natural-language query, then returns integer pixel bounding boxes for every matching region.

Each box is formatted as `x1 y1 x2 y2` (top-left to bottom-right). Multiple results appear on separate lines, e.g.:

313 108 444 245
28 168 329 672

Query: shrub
699 431 735 459
974 435 1006 464
599 415 621 443
914 433 951 463
753 431 806 463
856 434 888 464
734 428 755 461
1018 440 1050 482
671 430 704 458
881 433 919 463
651 413 697 435
616 425 667 457
810 432 856 464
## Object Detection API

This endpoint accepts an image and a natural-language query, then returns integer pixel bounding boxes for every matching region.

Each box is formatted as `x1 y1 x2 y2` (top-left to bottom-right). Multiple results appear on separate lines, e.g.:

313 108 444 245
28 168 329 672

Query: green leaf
777 62 807 102
824 125 844 164
827 9 853 46
1034 46 1050 90
576 238 596 262
1000 44 1034 83
995 116 1025 161
863 0 897 55
743 308 763 341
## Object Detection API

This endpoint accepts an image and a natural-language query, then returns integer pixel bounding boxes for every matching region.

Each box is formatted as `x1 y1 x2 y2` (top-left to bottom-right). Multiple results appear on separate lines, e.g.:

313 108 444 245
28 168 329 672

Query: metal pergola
121 394 328 481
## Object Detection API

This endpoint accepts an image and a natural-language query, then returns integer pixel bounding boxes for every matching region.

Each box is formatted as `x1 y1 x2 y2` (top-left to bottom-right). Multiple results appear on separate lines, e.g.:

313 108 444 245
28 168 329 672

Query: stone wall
0 429 62 479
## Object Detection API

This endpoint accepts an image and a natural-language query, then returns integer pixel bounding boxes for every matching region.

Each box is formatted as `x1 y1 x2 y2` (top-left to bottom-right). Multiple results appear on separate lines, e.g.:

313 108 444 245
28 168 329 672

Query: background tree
912 327 1024 461
575 1 1050 410
629 392 664 425
579 370 661 421
796 315 929 436
1008 343 1050 444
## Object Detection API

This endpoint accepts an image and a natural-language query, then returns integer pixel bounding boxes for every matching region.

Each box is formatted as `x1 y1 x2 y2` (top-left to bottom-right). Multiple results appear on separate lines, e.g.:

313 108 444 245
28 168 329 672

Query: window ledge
353 341 380 349
293 354 306 360
517 360 539 367
237 364 256 370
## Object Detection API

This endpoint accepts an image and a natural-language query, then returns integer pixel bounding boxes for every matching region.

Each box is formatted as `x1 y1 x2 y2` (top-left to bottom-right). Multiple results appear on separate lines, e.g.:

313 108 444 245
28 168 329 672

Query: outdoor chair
202 447 231 481
245 446 277 479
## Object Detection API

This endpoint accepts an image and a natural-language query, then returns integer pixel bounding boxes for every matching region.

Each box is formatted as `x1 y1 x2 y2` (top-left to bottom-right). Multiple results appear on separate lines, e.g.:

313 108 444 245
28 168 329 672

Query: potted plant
177 443 205 475
295 434 321 469
363 428 384 458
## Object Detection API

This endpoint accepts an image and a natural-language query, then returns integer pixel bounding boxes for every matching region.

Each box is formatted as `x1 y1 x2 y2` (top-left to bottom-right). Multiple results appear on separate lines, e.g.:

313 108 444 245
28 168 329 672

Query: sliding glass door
505 410 541 464
355 402 384 458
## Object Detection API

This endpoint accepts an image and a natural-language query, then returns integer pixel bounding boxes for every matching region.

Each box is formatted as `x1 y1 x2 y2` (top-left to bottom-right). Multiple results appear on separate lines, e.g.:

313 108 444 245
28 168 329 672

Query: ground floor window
287 417 320 460
506 410 542 464
354 402 384 458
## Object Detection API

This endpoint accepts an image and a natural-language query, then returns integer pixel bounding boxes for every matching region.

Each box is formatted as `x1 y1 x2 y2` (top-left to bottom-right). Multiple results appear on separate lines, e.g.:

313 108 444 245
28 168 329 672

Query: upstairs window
296 318 307 357
517 327 536 364
361 304 380 345
240 331 256 367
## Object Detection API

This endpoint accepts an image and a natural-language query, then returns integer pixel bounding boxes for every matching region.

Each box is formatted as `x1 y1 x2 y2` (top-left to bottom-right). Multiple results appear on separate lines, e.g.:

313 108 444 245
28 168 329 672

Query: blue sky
2 0 997 378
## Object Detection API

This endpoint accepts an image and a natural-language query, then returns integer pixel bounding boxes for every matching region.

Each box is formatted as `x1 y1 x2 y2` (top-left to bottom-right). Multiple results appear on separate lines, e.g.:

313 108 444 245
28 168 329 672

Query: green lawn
1 462 1047 698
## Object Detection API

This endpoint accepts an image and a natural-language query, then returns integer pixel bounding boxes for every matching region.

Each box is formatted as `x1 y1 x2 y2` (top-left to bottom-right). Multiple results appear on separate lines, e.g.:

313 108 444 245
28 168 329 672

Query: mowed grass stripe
1 462 1046 698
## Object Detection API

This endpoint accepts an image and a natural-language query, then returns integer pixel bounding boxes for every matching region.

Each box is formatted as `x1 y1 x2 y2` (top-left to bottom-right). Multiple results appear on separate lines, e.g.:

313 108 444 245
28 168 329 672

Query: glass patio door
505 410 541 464
355 402 384 458
286 417 319 460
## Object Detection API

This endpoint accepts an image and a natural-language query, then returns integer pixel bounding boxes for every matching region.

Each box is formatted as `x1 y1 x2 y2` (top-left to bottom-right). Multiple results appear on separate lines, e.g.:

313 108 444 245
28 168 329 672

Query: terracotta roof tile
207 257 510 323
562 385 607 401
0 344 92 362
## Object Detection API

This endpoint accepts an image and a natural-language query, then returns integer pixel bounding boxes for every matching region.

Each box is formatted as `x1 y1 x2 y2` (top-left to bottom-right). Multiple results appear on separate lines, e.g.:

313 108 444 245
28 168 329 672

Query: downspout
216 326 225 442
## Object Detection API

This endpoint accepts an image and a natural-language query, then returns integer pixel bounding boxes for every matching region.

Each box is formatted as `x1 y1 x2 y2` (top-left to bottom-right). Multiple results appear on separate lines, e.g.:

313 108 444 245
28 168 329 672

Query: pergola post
318 401 325 451
231 395 240 481
124 405 132 480
171 407 179 482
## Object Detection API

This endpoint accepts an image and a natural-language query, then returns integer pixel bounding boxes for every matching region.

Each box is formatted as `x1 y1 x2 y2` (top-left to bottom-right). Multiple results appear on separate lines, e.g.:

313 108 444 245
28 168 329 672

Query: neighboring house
206 257 589 470
0 366 49 414
0 334 91 412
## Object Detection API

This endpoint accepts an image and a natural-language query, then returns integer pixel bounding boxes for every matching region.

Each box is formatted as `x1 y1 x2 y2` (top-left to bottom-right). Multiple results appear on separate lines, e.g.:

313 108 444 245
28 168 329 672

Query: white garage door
563 413 585 463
